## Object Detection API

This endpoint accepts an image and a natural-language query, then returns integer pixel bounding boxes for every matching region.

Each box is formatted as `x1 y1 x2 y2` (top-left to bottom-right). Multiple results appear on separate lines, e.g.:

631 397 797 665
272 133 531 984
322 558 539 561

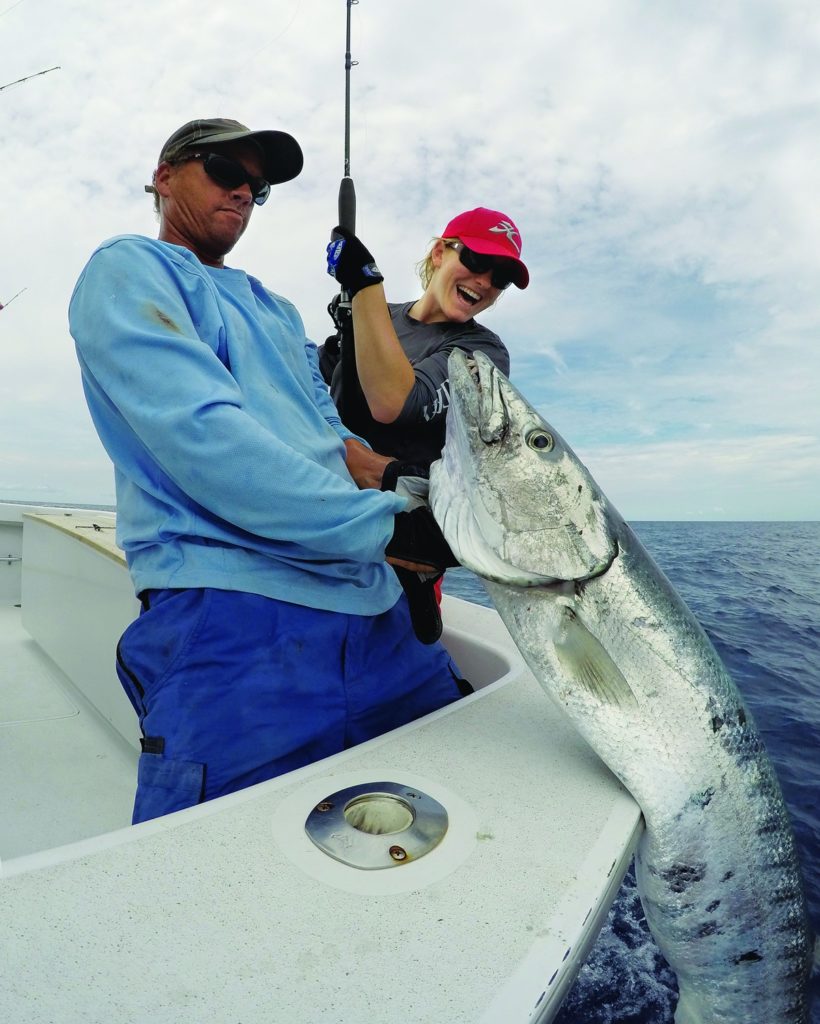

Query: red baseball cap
441 207 529 289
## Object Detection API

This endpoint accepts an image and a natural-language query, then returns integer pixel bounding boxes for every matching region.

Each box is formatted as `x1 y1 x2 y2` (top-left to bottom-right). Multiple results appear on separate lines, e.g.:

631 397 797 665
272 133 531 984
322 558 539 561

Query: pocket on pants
132 752 206 824
118 589 213 707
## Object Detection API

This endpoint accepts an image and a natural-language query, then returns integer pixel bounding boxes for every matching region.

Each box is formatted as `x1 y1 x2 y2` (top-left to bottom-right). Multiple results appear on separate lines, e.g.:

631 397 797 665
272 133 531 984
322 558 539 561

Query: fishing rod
333 0 373 434
338 0 358 233
332 2 443 645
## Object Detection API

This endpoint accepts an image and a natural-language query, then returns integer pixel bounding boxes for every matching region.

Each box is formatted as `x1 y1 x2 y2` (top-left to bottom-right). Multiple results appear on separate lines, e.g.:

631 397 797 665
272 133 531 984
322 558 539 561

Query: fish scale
430 349 813 1023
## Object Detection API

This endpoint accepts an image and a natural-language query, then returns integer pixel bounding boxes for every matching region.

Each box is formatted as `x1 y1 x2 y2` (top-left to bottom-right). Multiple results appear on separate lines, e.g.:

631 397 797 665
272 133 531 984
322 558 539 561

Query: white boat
0 500 643 1023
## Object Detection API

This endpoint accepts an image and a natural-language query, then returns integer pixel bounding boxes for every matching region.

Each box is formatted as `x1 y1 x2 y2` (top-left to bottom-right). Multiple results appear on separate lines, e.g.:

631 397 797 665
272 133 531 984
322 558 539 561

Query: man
69 118 464 825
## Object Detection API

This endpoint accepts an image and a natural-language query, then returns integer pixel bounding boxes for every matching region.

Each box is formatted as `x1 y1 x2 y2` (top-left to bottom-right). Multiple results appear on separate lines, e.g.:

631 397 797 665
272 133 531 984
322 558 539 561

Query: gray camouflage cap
155 117 303 185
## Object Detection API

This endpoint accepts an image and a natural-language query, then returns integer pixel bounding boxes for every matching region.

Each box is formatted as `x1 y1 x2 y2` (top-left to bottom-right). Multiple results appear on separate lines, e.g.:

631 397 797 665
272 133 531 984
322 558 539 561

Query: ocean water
442 521 820 1023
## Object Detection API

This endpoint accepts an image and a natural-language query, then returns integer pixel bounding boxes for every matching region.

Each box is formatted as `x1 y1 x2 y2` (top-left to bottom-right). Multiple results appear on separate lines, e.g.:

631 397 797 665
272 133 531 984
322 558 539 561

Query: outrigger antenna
0 287 27 311
0 66 60 93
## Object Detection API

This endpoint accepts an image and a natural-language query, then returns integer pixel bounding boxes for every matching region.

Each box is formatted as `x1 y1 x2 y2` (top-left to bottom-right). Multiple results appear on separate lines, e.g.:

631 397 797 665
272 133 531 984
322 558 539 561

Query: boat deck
0 506 643 1024
0 602 137 858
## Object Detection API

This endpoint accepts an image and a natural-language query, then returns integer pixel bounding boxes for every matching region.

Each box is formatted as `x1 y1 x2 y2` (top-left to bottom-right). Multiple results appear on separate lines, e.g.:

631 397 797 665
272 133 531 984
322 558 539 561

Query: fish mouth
431 350 618 586
458 352 508 444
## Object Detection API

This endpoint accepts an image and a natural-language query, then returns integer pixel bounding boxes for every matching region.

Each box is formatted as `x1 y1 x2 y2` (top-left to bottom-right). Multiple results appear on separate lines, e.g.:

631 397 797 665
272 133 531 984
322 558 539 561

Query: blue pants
116 588 468 823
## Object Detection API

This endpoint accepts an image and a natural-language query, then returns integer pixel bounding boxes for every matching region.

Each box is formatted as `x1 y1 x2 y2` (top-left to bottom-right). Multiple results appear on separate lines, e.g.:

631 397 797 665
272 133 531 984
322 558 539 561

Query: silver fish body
430 350 813 1023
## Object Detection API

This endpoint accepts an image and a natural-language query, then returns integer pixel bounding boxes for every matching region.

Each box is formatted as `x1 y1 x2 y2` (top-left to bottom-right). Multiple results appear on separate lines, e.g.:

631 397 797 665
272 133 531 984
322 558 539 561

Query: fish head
430 350 616 585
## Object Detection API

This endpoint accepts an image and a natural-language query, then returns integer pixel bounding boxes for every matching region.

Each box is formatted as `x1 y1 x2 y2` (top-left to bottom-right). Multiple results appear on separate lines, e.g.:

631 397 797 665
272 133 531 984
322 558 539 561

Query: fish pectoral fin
556 612 638 708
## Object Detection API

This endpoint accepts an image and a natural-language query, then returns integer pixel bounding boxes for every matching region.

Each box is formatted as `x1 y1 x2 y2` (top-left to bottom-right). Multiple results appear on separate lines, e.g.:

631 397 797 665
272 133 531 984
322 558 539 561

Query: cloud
584 433 820 521
1 0 819 516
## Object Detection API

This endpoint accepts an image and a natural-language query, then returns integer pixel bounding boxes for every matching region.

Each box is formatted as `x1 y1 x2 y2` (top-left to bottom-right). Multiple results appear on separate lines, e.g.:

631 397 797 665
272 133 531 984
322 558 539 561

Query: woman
321 207 529 643
320 207 529 485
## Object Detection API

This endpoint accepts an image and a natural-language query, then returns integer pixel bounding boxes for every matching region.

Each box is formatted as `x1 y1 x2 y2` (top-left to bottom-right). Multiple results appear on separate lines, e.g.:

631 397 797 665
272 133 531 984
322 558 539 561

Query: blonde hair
416 237 459 290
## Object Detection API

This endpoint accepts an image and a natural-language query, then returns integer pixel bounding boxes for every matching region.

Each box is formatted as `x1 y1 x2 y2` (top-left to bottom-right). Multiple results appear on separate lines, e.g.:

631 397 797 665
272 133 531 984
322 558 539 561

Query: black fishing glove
386 507 457 571
385 500 459 646
326 226 384 297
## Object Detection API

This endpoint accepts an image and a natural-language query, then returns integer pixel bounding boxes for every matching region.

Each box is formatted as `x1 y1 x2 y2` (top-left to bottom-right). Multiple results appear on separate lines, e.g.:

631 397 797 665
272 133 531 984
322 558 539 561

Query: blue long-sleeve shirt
69 234 404 614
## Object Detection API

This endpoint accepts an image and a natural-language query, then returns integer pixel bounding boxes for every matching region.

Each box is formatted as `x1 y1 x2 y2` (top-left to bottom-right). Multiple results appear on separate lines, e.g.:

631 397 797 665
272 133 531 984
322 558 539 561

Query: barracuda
429 350 813 1023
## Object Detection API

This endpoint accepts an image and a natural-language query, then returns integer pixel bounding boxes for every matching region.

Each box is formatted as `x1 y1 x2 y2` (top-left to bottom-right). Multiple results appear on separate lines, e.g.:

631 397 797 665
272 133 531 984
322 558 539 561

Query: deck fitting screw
389 845 408 861
316 801 334 813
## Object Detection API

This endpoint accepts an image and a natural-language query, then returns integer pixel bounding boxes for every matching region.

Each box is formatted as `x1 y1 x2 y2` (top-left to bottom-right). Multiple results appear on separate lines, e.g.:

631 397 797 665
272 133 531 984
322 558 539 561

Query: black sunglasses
444 240 516 290
185 151 271 206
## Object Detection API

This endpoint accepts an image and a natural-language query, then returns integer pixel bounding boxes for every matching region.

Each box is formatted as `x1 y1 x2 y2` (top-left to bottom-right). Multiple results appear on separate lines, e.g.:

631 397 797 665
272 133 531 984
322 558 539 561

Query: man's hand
386 507 460 574
343 439 395 490
381 472 458 644
326 227 385 297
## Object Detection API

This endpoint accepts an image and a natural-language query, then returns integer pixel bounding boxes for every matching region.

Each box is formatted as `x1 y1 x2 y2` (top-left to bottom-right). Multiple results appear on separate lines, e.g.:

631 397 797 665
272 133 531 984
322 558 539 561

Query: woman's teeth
457 285 480 305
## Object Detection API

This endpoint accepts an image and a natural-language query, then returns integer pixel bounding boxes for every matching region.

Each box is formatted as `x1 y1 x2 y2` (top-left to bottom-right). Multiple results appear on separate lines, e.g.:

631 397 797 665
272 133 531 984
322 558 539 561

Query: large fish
429 350 813 1023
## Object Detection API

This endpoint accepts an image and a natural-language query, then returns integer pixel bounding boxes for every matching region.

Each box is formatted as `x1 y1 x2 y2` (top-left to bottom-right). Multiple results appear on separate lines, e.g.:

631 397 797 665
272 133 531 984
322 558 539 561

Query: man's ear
153 161 173 200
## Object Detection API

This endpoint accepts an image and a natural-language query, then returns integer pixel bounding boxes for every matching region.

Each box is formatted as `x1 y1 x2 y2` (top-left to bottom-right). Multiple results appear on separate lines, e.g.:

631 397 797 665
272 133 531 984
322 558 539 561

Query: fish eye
526 429 554 452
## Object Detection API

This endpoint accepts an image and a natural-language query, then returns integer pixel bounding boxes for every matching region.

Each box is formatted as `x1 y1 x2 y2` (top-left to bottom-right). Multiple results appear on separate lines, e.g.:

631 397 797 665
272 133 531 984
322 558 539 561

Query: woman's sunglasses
444 240 516 290
184 151 271 206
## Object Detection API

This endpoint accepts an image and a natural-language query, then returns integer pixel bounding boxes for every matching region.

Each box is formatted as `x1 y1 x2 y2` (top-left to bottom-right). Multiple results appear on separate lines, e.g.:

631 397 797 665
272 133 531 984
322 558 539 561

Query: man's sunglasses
444 240 516 290
184 151 271 206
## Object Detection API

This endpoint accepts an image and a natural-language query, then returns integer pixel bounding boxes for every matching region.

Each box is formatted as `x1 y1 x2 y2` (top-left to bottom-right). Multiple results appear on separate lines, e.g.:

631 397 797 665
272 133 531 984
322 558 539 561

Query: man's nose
231 182 253 206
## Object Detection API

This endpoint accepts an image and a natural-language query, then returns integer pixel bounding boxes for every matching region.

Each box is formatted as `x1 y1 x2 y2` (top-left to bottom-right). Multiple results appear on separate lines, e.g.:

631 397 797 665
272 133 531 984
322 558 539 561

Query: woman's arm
350 284 416 422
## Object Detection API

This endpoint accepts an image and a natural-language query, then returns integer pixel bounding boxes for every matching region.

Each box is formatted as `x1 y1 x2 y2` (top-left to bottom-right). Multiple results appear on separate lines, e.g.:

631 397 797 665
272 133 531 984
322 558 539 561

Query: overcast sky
1 0 819 520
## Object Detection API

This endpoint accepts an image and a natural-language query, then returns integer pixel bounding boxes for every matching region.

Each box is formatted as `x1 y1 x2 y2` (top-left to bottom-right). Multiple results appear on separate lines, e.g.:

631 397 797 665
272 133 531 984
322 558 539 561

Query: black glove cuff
394 566 443 645
381 461 430 493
